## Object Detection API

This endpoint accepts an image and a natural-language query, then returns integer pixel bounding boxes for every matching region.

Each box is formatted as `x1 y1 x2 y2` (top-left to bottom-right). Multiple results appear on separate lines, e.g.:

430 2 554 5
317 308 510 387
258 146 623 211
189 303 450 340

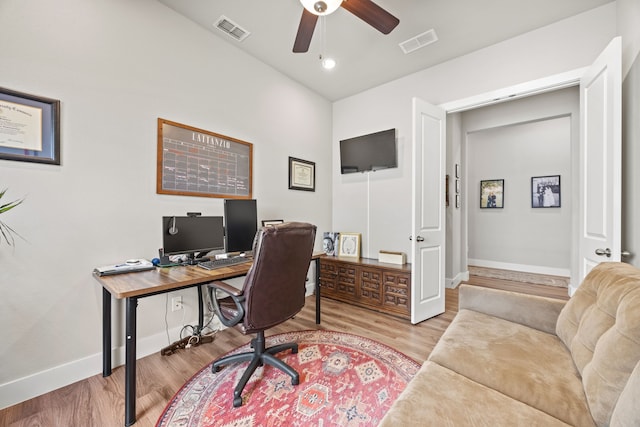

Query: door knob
416 236 425 242
595 248 612 257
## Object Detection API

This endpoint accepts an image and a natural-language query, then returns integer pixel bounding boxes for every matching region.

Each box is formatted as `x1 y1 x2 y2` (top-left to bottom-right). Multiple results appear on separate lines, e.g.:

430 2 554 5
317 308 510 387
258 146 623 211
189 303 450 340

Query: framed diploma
0 87 60 165
288 157 315 192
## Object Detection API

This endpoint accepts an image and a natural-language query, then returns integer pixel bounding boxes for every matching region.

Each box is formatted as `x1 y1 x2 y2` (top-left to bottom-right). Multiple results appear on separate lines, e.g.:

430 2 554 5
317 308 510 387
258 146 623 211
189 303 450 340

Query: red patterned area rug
157 330 420 427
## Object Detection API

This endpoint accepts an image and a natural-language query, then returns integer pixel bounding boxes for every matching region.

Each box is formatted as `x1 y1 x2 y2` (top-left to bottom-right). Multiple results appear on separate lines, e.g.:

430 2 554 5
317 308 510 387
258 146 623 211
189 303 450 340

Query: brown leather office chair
207 221 317 407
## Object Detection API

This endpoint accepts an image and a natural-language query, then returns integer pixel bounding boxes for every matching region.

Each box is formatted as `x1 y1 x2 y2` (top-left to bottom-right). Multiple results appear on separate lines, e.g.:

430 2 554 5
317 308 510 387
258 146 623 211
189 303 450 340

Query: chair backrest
240 222 316 333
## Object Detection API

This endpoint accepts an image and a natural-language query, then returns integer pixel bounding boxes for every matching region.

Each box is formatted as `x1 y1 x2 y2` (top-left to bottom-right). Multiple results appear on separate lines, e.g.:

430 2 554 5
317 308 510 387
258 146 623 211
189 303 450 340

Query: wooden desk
94 254 323 426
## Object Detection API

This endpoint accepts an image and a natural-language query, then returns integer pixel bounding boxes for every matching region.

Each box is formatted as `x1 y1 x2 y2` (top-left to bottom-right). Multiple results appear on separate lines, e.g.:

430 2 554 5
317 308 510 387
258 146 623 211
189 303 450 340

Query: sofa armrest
459 284 567 334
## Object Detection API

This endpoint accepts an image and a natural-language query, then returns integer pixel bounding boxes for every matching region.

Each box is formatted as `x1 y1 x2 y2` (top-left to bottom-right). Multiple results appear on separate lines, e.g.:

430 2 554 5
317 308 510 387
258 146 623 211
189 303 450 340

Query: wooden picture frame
338 232 361 258
445 174 450 207
0 87 60 165
531 175 561 208
480 179 504 209
157 118 253 199
288 157 315 191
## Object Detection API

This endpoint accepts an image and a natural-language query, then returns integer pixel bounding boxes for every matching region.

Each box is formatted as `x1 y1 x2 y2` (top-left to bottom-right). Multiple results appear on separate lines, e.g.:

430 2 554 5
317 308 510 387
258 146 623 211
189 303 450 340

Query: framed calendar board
157 118 252 199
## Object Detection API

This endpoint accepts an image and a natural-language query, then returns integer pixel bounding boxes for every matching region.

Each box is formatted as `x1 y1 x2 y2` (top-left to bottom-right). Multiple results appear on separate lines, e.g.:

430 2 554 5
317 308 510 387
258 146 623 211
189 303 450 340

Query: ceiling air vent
399 29 438 54
214 15 251 42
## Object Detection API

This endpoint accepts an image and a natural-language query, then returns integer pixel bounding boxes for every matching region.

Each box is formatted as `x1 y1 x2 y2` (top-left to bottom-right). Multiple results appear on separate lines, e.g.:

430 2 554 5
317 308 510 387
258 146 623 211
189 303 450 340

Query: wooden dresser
318 256 411 320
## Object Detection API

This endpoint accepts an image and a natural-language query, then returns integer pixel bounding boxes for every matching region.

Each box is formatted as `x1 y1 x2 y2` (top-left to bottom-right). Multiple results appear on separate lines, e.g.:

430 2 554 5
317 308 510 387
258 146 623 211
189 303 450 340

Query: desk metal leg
125 297 138 427
315 258 321 324
102 288 112 377
196 285 204 334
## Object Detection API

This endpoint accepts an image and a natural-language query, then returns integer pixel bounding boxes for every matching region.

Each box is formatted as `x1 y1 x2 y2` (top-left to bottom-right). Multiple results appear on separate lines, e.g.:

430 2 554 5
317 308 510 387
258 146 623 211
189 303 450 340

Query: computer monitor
224 199 258 254
162 216 225 263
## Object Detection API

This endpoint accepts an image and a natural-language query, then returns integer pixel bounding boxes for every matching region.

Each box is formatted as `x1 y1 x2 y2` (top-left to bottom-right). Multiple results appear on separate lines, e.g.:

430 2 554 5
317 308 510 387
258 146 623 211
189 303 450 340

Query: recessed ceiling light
321 57 336 70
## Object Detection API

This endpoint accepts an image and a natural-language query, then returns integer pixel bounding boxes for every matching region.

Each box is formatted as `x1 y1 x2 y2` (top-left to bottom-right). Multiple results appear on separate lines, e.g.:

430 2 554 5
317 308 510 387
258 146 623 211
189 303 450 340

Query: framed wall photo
480 179 504 208
288 157 315 191
0 87 61 165
445 174 450 207
531 175 561 208
262 220 284 227
338 232 361 258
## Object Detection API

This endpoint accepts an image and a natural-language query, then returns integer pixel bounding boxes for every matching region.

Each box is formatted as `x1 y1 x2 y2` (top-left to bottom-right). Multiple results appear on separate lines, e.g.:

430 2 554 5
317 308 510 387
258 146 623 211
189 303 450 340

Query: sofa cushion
556 262 640 426
379 361 571 427
429 309 595 427
610 360 640 427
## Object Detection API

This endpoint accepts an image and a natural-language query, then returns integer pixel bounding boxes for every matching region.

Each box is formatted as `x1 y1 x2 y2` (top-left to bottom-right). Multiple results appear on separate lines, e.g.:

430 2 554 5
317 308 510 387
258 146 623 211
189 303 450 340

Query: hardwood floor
1 278 566 427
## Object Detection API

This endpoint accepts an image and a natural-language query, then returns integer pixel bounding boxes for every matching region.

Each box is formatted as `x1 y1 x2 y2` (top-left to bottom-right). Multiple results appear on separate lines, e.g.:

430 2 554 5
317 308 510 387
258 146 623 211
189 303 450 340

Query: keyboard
197 256 251 270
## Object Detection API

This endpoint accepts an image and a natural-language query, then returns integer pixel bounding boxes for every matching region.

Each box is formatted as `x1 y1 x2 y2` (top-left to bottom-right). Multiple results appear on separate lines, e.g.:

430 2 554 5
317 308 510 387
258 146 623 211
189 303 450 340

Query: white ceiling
158 0 612 101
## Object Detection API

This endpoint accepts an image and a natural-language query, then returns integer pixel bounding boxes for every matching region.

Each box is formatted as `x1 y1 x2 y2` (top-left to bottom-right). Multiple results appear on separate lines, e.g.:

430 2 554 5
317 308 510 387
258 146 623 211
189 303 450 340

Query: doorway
462 89 578 286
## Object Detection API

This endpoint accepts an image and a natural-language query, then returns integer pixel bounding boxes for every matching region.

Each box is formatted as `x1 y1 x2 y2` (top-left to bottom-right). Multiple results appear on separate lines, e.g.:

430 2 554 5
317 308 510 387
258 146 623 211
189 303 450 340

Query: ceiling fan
293 0 400 53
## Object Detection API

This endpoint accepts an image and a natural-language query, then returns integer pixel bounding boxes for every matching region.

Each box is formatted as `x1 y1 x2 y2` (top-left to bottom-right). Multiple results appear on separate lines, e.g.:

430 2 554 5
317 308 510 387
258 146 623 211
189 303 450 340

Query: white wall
333 4 616 282
0 0 332 407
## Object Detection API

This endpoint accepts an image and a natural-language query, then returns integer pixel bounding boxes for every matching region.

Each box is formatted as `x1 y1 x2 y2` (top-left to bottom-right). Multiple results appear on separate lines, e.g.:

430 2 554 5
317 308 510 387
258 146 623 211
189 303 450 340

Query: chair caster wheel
233 396 243 407
292 377 300 386
212 365 222 373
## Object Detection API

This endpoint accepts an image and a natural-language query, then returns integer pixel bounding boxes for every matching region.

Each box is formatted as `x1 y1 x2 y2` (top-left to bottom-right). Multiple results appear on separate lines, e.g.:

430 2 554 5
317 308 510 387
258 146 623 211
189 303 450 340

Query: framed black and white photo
262 219 284 227
480 179 504 209
338 232 361 258
322 231 340 256
0 87 60 165
288 157 315 191
531 175 561 208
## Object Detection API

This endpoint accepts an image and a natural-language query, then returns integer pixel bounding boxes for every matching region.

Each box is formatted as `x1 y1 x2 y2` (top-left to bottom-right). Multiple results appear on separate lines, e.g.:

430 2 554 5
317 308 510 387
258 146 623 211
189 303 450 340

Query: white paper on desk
93 259 155 276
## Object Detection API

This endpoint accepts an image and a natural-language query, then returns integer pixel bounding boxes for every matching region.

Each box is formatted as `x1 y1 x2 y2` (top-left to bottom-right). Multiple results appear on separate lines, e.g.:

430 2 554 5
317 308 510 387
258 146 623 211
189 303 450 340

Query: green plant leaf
0 188 25 245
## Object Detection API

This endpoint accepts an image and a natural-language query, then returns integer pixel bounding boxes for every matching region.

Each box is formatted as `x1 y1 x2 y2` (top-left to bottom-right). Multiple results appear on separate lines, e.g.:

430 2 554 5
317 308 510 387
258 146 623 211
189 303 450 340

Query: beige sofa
380 262 640 426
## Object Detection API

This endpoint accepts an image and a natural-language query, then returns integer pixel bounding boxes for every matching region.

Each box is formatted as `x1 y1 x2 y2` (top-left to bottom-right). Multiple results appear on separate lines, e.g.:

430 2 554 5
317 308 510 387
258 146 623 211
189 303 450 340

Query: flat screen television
162 216 225 263
339 128 397 174
224 199 258 254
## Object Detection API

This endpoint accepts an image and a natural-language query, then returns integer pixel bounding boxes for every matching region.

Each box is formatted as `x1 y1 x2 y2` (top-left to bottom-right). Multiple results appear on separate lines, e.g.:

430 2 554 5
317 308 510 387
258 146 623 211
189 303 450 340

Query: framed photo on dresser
338 233 361 258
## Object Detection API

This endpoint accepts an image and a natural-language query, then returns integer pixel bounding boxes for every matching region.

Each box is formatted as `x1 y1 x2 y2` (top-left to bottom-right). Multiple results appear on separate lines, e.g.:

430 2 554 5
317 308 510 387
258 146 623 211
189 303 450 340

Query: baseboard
467 259 570 278
0 281 319 410
0 322 198 410
446 270 469 288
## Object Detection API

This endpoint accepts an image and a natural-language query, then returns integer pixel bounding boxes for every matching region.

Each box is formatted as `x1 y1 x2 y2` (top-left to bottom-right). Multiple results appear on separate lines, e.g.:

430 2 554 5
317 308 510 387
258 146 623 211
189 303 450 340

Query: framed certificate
0 87 60 165
288 157 315 191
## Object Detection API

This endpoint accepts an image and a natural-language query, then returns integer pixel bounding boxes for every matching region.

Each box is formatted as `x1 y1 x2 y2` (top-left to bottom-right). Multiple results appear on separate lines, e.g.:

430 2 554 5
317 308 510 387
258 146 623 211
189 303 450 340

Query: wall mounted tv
339 128 397 174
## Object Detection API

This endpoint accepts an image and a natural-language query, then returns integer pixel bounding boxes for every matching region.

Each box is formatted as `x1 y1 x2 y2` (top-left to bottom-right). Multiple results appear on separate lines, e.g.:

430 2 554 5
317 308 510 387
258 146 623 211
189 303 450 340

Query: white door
411 98 446 324
578 37 622 282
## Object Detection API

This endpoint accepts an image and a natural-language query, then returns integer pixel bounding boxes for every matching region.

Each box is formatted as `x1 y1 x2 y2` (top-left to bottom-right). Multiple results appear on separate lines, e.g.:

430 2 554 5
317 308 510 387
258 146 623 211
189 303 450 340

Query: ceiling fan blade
293 9 319 53
341 0 399 34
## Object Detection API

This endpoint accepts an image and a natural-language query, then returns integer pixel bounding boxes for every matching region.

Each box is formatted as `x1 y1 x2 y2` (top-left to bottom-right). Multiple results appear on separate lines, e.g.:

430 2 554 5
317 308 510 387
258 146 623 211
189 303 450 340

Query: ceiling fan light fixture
300 0 342 16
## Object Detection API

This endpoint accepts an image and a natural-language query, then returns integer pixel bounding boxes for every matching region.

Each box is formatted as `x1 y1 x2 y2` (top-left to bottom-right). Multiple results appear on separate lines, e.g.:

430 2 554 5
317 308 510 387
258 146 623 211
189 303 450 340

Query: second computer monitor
224 199 258 254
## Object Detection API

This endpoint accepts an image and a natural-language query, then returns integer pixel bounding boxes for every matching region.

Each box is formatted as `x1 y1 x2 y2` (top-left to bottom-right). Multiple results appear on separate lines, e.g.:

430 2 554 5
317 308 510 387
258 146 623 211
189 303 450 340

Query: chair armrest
459 284 566 335
207 281 245 327
208 280 243 297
